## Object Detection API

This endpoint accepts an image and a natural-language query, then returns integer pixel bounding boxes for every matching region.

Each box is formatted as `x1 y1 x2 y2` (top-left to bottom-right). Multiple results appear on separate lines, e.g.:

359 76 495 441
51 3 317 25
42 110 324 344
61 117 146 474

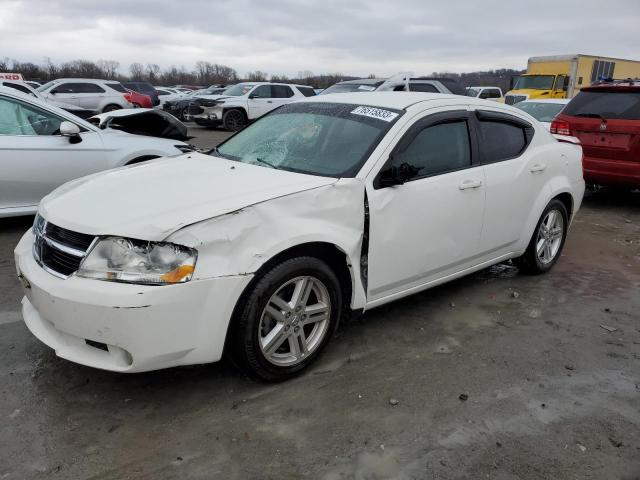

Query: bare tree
246 70 268 82
98 59 120 79
129 62 144 80
145 63 160 83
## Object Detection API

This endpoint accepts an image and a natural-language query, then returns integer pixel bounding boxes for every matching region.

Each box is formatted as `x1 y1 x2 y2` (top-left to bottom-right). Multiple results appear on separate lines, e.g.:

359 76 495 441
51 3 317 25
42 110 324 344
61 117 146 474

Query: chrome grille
505 95 527 105
32 216 96 278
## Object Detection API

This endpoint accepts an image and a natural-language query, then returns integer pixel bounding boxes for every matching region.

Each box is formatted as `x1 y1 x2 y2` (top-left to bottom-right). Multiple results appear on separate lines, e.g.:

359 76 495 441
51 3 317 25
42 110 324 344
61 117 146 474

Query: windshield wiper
208 146 232 159
253 157 280 170
573 113 608 122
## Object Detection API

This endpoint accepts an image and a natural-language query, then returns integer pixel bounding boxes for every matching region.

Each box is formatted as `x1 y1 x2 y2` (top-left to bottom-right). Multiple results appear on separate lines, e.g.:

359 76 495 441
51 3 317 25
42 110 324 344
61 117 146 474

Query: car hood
39 152 337 241
88 108 191 140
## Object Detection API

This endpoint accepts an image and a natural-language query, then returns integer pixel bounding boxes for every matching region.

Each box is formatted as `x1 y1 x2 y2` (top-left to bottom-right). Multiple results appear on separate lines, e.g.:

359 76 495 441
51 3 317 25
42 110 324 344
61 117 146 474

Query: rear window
106 83 126 93
563 90 640 120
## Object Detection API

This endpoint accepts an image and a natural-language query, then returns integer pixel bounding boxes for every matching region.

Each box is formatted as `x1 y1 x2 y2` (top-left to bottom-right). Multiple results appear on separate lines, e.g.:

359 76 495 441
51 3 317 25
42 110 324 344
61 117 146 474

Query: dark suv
551 80 640 188
122 81 160 106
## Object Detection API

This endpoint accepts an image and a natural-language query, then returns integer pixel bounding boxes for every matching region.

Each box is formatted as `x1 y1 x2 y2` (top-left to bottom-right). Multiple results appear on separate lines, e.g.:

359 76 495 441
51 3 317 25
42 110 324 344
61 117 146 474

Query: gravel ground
0 133 638 479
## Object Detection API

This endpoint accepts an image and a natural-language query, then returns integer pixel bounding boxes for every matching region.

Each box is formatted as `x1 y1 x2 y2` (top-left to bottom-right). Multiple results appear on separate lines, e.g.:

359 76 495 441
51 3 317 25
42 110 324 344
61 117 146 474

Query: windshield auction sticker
351 106 399 122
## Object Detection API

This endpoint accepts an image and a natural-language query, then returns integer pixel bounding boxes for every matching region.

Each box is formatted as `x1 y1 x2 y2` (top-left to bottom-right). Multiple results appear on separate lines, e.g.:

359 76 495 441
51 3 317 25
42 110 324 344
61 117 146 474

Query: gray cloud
2 0 639 76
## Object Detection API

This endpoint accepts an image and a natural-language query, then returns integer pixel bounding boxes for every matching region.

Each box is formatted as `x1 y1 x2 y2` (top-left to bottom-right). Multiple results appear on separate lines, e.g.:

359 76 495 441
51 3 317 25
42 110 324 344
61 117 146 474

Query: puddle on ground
474 263 519 280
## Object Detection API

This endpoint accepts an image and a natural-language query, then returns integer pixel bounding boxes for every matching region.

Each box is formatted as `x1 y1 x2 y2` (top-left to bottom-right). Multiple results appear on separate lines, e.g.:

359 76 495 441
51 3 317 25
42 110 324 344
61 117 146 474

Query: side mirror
248 93 258 99
49 89 58 95
59 121 82 143
377 161 421 187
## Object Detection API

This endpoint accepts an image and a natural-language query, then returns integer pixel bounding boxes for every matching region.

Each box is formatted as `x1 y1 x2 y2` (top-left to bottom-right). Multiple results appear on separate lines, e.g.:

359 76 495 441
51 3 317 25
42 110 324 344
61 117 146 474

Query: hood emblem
599 122 607 131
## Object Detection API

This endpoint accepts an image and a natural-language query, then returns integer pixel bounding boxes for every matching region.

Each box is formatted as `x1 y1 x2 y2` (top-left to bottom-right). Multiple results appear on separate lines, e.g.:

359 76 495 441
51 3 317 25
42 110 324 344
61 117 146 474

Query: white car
14 92 585 381
514 99 571 130
1 79 94 118
466 86 504 102
0 87 191 217
37 78 133 113
189 82 315 130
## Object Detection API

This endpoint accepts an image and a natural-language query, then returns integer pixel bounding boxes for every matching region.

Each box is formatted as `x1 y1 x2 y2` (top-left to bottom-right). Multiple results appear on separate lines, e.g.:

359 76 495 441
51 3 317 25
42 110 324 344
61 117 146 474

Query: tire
179 107 190 122
222 109 247 131
102 104 122 113
514 199 568 275
230 256 342 382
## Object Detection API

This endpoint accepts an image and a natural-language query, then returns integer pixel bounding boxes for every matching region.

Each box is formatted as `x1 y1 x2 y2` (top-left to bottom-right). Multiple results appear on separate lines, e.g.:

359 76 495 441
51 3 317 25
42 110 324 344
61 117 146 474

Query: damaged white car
15 92 585 381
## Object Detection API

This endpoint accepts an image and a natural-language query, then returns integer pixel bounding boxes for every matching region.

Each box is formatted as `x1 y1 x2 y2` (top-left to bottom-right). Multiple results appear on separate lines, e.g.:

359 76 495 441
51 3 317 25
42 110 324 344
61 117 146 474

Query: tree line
0 57 523 90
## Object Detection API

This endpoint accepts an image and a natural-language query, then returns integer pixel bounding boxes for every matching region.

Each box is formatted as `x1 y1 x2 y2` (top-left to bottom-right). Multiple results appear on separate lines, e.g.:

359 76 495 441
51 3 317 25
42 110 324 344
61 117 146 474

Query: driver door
366 109 486 303
0 94 107 212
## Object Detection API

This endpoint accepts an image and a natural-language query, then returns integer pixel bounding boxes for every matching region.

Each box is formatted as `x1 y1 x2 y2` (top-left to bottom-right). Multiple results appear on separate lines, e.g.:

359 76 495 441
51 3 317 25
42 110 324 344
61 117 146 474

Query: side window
51 83 77 94
296 86 316 97
409 83 439 93
555 75 567 91
0 96 64 135
489 89 501 98
2 82 35 97
393 121 471 177
478 120 527 163
77 83 105 93
479 89 491 99
251 85 272 98
272 85 294 98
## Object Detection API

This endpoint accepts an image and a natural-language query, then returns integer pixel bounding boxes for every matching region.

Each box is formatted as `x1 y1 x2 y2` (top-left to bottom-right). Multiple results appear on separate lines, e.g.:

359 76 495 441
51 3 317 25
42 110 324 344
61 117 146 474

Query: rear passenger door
271 85 295 109
472 109 548 257
74 83 107 110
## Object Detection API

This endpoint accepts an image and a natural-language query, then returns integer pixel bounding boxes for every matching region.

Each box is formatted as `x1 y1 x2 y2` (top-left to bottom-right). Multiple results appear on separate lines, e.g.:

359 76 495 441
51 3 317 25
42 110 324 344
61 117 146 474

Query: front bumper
14 230 252 372
191 106 223 126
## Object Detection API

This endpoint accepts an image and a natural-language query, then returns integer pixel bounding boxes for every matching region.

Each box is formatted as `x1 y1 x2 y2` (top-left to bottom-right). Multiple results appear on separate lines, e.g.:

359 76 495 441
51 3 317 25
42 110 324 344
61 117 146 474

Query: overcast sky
2 0 639 77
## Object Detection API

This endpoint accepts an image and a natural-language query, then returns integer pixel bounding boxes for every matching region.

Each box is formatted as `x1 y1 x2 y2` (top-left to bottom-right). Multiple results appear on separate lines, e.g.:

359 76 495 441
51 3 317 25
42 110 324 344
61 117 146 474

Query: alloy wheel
536 209 564 264
258 276 331 367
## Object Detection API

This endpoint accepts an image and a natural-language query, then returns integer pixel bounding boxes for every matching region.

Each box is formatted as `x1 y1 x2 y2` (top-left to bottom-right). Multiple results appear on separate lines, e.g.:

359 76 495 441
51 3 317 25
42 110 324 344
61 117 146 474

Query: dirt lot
0 126 638 479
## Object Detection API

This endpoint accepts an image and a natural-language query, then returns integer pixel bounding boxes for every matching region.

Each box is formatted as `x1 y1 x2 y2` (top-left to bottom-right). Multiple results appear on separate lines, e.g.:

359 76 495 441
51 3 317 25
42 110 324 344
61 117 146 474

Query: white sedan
0 87 192 217
514 99 571 130
14 92 585 381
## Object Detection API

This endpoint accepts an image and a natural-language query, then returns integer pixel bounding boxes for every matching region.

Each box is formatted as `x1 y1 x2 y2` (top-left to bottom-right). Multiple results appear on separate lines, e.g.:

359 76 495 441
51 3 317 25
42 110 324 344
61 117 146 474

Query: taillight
123 93 132 102
550 118 571 136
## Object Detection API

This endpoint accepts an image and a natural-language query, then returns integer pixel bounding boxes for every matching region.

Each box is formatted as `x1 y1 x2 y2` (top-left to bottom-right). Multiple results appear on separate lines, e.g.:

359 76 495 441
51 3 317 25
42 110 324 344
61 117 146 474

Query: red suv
551 81 640 187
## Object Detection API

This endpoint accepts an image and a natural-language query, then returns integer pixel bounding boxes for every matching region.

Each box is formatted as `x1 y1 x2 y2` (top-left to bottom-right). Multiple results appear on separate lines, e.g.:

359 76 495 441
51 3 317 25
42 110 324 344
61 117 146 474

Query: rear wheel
102 104 122 113
179 107 190 121
230 256 341 381
514 199 568 274
223 109 247 131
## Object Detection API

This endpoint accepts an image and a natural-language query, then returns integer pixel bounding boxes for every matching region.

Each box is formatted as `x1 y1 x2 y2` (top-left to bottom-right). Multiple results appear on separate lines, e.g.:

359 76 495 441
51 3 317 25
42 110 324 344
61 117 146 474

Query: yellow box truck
504 54 640 104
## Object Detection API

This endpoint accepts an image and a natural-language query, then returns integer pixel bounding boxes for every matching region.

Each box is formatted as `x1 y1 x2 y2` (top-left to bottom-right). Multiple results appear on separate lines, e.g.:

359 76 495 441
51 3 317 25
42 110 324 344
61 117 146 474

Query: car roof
519 98 570 104
335 78 385 85
298 91 461 110
582 81 640 92
52 78 121 83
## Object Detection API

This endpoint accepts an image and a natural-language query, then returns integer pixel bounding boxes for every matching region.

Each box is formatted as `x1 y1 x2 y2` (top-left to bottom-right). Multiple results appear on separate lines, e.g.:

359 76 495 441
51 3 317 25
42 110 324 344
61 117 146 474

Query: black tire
223 109 247 131
102 104 122 113
230 256 342 382
514 199 569 275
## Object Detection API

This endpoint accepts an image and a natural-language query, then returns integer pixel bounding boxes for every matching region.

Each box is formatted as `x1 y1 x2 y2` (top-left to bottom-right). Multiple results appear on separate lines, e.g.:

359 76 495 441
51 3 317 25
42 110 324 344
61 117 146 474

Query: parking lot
0 124 638 479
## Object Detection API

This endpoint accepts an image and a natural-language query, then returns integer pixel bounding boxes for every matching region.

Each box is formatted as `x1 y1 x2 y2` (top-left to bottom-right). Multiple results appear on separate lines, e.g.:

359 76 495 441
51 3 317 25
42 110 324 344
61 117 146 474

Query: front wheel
514 199 568 274
222 109 246 131
230 257 342 381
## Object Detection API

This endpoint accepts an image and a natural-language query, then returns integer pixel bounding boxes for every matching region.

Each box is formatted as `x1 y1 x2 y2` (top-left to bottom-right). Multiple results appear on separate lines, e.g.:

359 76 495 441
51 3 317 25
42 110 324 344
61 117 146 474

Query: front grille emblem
599 122 607 131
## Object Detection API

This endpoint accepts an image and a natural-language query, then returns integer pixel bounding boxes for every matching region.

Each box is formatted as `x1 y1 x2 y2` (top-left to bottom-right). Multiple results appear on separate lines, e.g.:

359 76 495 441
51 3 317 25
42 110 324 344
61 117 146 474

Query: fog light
208 113 218 120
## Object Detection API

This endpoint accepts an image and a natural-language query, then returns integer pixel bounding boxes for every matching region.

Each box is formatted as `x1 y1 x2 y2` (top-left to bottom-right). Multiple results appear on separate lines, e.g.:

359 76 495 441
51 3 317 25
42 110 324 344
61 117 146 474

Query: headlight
77 237 197 285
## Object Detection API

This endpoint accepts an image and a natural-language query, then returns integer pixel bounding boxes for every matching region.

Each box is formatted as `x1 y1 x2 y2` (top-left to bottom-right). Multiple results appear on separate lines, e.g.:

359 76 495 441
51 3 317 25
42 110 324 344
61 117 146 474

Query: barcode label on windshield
351 106 399 122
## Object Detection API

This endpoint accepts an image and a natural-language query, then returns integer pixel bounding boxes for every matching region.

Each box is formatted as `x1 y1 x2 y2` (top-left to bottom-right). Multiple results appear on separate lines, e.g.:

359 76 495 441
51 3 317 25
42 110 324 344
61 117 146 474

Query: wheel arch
223 241 357 358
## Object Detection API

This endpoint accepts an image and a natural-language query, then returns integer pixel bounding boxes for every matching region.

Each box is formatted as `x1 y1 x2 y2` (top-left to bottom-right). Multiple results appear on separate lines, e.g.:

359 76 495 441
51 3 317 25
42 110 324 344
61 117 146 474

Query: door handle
267 100 273 103
530 164 547 173
458 179 482 190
